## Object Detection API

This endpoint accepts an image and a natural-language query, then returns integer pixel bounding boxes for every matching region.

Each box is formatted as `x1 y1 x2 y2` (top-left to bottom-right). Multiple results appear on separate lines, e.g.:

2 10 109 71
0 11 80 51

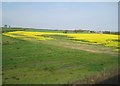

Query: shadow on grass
90 74 119 86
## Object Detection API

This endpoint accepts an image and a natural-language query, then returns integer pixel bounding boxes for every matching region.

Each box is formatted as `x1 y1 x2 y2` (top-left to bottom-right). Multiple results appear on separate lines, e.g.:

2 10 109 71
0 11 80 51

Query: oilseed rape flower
3 31 54 41
66 33 119 49
3 31 119 50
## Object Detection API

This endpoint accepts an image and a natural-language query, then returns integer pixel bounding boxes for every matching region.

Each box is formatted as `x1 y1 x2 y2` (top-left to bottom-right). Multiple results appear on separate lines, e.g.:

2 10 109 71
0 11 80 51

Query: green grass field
2 28 119 84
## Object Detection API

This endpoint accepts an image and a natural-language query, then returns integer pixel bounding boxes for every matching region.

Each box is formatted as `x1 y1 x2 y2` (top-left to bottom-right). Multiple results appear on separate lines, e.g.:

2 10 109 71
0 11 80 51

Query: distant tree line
102 31 120 35
3 25 11 28
62 29 120 35
2 25 120 35
2 25 26 33
63 29 96 33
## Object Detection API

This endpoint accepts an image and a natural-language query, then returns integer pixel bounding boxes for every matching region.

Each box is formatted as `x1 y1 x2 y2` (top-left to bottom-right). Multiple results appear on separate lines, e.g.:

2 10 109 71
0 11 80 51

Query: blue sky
2 2 118 31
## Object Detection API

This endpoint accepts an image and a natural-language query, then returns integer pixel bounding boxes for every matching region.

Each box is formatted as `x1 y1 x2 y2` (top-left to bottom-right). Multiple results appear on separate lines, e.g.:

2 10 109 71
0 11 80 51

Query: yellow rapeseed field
3 31 58 41
3 31 119 50
66 34 119 48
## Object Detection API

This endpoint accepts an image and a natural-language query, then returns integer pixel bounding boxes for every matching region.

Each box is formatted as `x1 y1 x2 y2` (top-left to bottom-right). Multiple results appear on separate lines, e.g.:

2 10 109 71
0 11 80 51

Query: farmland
3 31 119 51
2 28 119 84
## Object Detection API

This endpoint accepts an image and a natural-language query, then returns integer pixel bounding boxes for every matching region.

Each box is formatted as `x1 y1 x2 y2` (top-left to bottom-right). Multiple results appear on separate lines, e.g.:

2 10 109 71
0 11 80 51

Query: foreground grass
2 35 118 84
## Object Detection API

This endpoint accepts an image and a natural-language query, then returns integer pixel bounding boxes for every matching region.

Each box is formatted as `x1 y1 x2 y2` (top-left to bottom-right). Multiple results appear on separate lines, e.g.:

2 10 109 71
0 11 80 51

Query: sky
2 2 118 31
1 0 120 2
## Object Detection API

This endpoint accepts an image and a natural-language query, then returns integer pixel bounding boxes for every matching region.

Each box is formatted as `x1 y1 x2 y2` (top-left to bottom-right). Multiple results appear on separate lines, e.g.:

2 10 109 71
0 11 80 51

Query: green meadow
2 28 119 84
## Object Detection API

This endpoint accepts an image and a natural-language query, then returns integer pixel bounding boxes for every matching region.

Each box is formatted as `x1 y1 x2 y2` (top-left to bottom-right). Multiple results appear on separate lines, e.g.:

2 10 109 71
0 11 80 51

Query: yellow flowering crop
3 31 56 41
66 33 119 49
3 31 119 50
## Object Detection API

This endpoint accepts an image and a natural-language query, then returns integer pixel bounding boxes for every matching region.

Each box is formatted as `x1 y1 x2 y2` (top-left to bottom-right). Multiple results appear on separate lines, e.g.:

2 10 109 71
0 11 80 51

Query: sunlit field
4 31 119 51
67 33 119 51
3 29 119 84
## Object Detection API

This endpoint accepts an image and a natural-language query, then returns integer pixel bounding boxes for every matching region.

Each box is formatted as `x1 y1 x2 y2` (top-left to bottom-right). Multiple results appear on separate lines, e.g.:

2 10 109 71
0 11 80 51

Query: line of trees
63 29 96 33
3 25 11 28
62 29 120 35
2 25 120 35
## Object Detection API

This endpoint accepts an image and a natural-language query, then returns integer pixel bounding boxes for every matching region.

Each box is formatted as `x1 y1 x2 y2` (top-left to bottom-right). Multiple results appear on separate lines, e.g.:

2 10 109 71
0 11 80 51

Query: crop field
2 29 119 84
4 31 119 50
